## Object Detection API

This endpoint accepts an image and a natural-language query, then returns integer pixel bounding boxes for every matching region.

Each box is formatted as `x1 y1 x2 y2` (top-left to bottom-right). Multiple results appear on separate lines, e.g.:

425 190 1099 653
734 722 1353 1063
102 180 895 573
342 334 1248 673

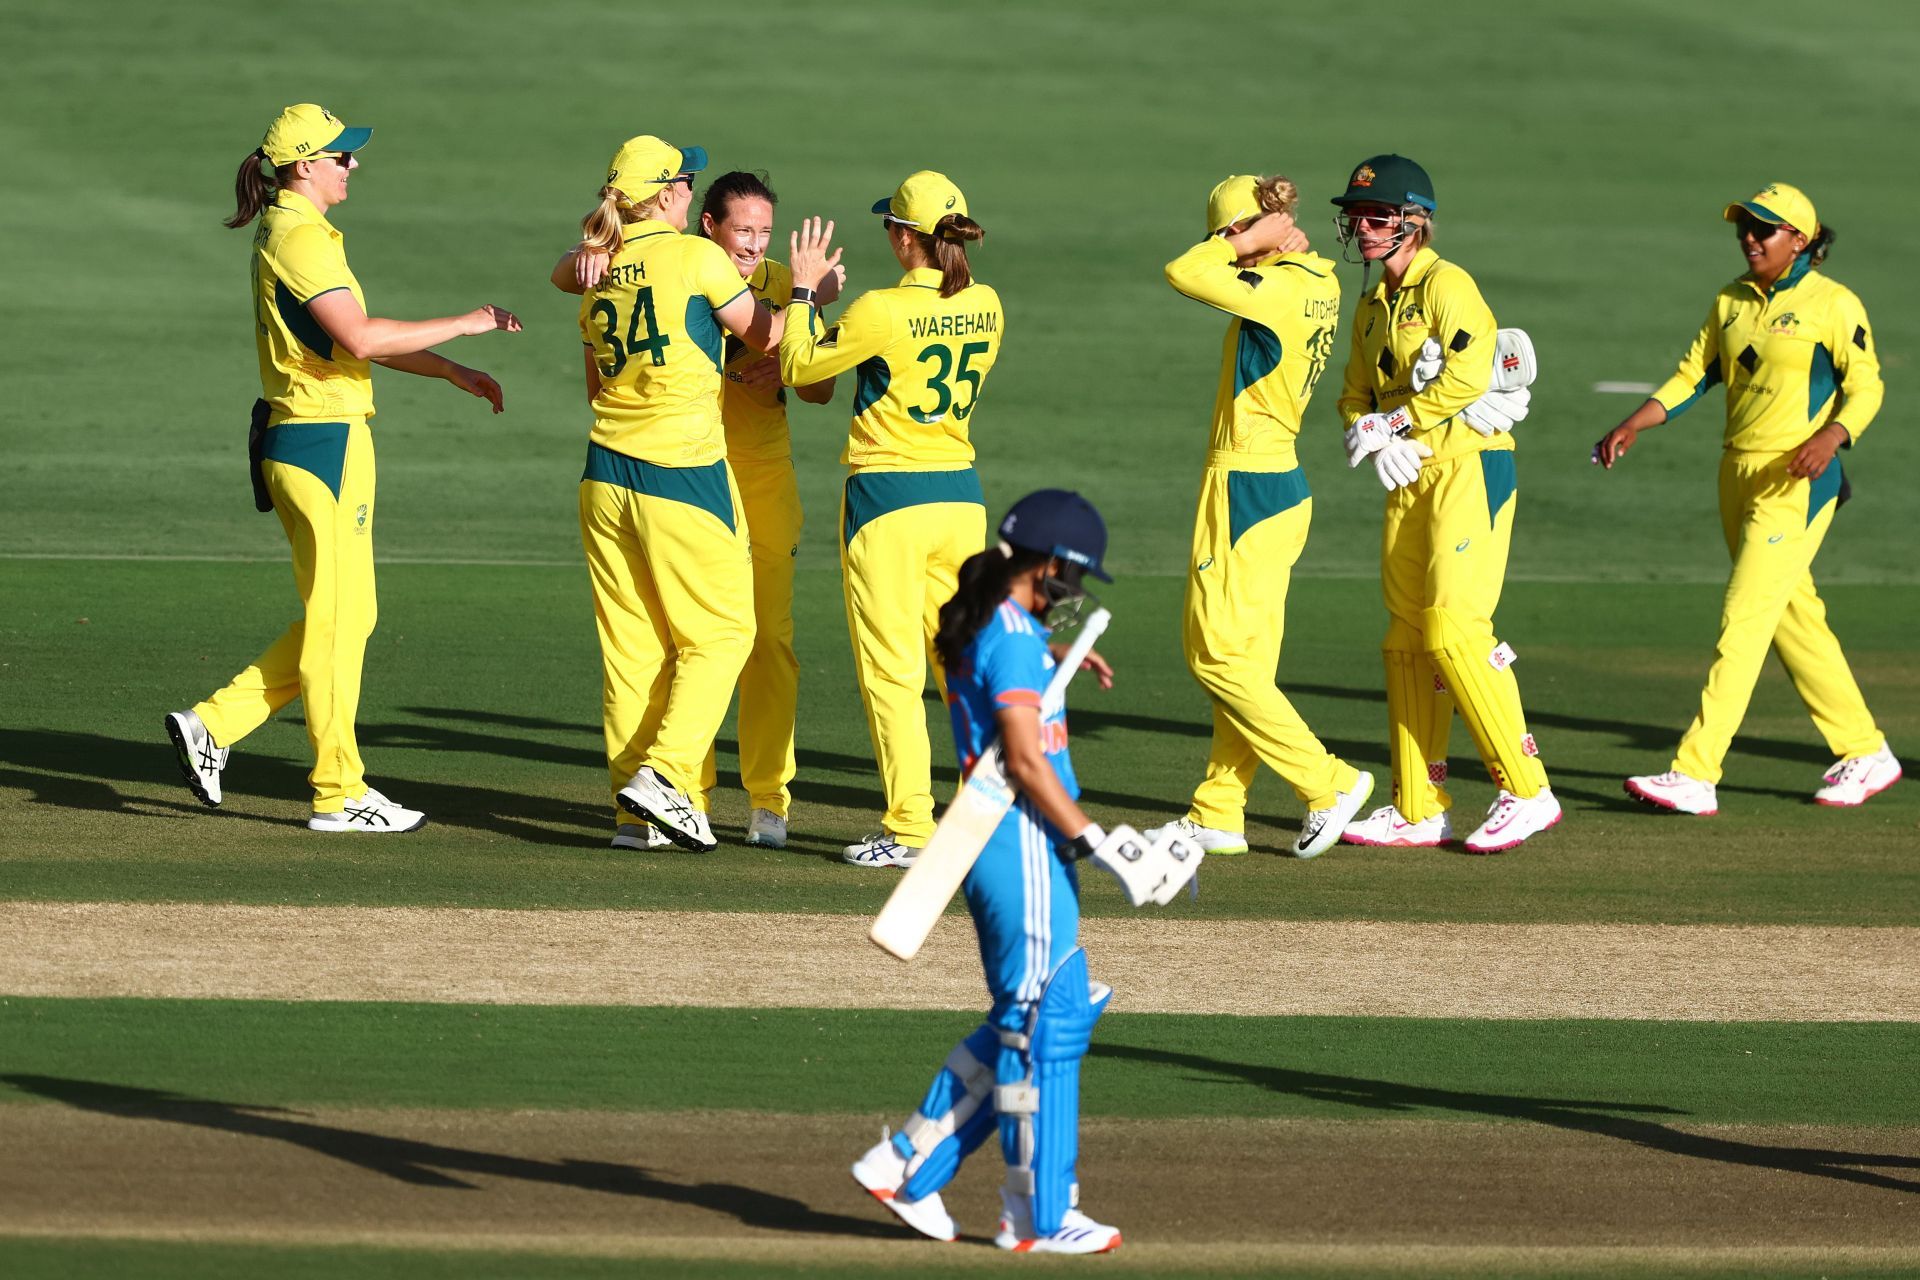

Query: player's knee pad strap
898 1022 1001 1200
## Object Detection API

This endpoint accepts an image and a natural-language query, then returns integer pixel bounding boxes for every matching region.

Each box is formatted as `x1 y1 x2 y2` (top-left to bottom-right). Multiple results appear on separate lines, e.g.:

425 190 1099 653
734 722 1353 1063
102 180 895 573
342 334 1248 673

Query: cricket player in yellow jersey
1147 174 1374 858
166 104 519 832
781 172 1004 867
1599 184 1897 814
1331 155 1560 854
555 136 789 854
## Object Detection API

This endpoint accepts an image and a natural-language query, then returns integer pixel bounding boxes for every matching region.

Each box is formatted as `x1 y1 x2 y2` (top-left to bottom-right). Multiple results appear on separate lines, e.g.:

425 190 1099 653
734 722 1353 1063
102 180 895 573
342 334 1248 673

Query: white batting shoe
744 808 788 849
164 710 228 808
307 788 426 833
1815 742 1902 807
843 833 918 867
1144 817 1249 856
1293 771 1375 858
1625 770 1718 816
618 766 717 852
995 1188 1121 1254
850 1131 957 1242
611 822 672 851
1342 803 1452 847
1464 787 1561 854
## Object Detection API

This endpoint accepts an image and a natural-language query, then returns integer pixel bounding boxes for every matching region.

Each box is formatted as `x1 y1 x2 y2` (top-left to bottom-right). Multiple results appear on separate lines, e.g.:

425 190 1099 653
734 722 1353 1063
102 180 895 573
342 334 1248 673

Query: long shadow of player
0 1074 897 1238
1088 1044 1920 1195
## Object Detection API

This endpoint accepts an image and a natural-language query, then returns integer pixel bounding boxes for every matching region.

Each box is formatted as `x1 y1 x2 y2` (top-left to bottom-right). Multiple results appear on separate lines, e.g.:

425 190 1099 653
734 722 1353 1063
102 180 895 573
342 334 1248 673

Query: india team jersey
580 219 749 467
780 266 1004 472
721 257 797 465
1337 246 1509 465
1165 238 1341 468
1653 259 1883 452
252 191 374 425
946 601 1079 798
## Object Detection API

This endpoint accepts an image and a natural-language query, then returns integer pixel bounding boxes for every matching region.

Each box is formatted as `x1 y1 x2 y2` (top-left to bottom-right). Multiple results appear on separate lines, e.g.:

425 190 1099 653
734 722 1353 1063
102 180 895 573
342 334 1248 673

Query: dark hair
934 545 1050 672
1806 223 1836 267
225 148 297 229
699 170 777 233
897 214 986 297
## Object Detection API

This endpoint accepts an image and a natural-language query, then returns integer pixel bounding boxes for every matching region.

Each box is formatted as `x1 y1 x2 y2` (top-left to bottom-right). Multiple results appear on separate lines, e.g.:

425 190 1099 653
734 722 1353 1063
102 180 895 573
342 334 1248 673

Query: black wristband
1069 833 1098 861
790 286 818 307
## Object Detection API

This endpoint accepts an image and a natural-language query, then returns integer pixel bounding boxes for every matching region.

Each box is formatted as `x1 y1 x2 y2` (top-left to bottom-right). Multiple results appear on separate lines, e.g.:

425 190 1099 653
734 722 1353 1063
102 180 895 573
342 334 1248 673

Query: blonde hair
579 184 672 255
1253 174 1299 219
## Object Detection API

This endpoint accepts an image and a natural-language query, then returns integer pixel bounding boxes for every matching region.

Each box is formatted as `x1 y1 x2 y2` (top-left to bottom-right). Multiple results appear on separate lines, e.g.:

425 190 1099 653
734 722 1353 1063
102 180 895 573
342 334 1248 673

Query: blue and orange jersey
946 600 1078 801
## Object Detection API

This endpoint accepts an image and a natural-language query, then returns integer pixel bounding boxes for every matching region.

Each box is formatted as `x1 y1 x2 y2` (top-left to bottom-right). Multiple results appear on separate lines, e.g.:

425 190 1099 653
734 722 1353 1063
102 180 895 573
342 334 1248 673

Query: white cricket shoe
744 808 788 849
1144 817 1248 856
1293 771 1375 858
1342 803 1453 848
843 833 917 867
1464 787 1561 854
164 710 228 808
1815 742 1902 807
1625 770 1718 816
618 766 717 852
611 822 672 851
307 787 426 833
994 1188 1121 1254
850 1131 957 1242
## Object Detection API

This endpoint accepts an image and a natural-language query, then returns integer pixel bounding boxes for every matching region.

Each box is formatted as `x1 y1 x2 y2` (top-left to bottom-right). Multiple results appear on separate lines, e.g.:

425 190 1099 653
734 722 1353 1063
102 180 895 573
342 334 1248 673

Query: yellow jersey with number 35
252 190 375 425
580 219 750 467
779 266 1004 473
1165 238 1341 469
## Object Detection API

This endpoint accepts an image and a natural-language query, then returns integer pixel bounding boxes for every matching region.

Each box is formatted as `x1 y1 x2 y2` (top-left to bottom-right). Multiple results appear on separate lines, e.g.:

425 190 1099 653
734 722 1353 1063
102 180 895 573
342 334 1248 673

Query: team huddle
161 105 1899 1254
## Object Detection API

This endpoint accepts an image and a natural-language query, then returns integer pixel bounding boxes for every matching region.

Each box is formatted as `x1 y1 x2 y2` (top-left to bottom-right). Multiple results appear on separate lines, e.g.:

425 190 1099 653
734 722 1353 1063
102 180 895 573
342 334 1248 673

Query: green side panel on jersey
1480 449 1516 527
842 467 983 545
260 422 350 500
1233 318 1282 399
582 443 734 532
1227 467 1310 548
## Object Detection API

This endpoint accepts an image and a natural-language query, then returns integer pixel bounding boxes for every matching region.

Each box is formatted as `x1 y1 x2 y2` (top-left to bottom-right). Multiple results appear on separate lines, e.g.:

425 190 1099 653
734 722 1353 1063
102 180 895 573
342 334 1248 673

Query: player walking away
850 490 1199 1254
554 136 793 854
1597 183 1897 814
1331 155 1561 854
1146 175 1375 858
780 173 1005 868
165 104 519 833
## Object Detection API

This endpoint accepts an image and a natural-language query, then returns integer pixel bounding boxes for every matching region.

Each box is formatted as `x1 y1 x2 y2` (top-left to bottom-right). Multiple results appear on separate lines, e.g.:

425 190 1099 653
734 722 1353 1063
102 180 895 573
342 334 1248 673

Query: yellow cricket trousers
1381 448 1548 820
1183 463 1358 827
195 419 377 812
841 467 988 846
580 443 754 821
721 455 803 816
1673 451 1881 782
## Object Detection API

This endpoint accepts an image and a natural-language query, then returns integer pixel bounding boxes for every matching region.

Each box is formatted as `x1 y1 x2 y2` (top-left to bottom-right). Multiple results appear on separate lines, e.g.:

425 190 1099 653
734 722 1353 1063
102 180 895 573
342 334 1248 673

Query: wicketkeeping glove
1460 387 1531 436
1344 406 1412 468
1373 436 1432 490
1409 337 1445 393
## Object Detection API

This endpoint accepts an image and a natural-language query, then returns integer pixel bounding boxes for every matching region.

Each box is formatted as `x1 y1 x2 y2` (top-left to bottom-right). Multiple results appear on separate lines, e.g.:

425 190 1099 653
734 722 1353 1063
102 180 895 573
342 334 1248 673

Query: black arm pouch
247 399 273 513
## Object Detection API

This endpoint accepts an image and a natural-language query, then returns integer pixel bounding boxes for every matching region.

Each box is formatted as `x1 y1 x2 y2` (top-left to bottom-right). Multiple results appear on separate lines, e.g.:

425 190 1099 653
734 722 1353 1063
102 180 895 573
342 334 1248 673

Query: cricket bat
869 606 1111 961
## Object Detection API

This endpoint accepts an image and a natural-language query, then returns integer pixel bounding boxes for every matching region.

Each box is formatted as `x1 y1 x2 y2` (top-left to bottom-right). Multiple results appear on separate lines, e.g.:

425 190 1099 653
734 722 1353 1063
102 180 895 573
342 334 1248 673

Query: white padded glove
1489 327 1537 392
1409 337 1445 393
1344 406 1412 468
1373 436 1432 490
1460 387 1531 436
1084 824 1203 907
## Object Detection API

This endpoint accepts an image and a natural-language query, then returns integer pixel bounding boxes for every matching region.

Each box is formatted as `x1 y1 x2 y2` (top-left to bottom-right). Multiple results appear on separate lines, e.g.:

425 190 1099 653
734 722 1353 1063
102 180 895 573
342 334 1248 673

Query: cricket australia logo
1769 312 1800 336
1352 164 1376 188
355 503 369 533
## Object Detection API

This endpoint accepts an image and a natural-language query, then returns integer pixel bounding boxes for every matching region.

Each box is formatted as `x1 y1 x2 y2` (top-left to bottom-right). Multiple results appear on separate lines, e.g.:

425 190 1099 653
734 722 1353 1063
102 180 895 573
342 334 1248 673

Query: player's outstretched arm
307 289 519 361
371 350 505 413
1593 398 1669 469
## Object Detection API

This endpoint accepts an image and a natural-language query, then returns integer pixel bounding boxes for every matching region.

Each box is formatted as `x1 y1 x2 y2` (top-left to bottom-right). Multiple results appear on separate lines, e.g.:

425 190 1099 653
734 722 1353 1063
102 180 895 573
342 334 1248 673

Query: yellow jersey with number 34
779 266 1004 473
252 190 375 425
1165 238 1341 469
580 219 750 467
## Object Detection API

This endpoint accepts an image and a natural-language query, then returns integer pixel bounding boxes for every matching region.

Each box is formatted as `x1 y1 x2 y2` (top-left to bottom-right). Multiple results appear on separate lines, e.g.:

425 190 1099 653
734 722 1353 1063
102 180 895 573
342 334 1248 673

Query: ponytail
1253 174 1299 218
934 544 1049 672
581 182 674 255
918 213 986 297
1806 223 1836 267
224 148 284 229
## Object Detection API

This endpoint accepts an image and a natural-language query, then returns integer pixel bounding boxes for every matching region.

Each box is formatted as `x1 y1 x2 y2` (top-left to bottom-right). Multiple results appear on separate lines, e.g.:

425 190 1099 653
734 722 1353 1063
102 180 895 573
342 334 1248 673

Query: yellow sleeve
1828 289 1883 444
780 289 889 386
691 238 750 311
1335 302 1375 427
1650 302 1724 420
272 223 354 304
1405 264 1496 431
1164 237 1268 321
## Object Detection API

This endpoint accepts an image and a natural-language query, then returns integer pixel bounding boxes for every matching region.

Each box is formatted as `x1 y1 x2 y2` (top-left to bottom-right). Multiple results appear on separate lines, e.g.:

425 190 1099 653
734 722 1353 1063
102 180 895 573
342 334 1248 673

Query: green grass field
4 0 1917 1274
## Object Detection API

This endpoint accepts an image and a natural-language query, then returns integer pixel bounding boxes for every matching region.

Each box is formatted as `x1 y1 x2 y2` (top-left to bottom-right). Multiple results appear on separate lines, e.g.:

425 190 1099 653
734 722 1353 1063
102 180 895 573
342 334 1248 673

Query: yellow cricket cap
872 171 967 233
261 104 370 167
605 135 708 200
1724 182 1819 239
1206 175 1263 236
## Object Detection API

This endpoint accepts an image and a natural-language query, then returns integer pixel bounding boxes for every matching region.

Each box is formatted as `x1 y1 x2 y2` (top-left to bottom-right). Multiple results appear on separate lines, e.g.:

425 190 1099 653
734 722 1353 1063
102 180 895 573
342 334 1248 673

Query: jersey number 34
591 287 671 377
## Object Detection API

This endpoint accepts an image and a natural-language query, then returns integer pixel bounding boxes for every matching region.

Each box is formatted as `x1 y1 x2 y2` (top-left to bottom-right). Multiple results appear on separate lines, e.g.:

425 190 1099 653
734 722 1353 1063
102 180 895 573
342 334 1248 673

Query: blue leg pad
897 1022 999 1201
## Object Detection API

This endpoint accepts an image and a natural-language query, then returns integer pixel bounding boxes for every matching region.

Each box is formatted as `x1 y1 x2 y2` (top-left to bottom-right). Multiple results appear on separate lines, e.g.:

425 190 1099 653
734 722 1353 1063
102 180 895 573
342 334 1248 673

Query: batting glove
1344 406 1412 468
1460 387 1531 436
1374 436 1432 490
1409 337 1446 393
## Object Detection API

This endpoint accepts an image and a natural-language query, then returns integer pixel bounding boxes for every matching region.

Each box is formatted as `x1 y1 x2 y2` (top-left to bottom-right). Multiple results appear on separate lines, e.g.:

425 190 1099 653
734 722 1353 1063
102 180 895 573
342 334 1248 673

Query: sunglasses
667 174 694 189
1342 211 1401 231
1734 216 1788 241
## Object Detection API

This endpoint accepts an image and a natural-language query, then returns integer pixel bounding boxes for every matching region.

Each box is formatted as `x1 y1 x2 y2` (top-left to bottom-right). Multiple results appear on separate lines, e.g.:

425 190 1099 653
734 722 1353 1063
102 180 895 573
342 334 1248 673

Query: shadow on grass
0 1075 898 1239
1091 1043 1920 1195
